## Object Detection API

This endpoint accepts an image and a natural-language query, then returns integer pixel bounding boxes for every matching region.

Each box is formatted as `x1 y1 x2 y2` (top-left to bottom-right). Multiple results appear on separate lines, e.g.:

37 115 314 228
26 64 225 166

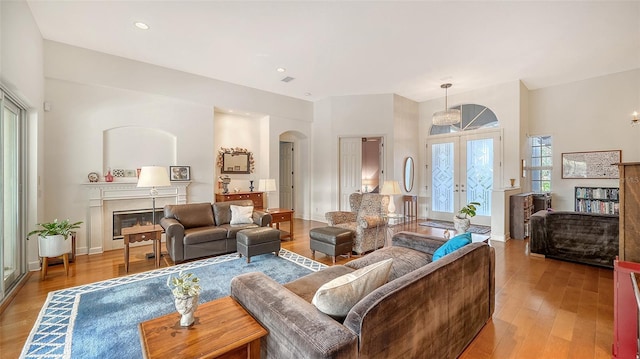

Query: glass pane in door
431 142 455 213
2 101 20 290
466 138 493 216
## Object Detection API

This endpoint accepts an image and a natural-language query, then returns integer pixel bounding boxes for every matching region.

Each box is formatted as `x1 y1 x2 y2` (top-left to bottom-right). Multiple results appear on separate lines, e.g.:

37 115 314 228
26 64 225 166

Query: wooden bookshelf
574 186 619 215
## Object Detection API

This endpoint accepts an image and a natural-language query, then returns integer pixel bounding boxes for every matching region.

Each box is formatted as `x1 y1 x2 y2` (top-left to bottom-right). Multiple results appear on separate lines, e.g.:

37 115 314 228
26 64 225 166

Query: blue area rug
21 249 325 359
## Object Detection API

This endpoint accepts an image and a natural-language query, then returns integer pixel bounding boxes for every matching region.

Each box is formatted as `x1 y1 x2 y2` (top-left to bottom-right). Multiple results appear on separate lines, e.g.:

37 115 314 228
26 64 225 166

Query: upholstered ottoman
309 226 354 264
237 227 281 263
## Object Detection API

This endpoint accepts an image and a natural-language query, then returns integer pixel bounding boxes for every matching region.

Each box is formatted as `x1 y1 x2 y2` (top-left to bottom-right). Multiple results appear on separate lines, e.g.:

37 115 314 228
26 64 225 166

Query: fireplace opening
112 208 164 240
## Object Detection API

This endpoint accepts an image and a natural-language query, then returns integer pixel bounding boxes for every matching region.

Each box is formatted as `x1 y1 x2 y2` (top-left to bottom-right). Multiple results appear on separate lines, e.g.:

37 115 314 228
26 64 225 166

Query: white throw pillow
230 205 254 225
312 258 393 318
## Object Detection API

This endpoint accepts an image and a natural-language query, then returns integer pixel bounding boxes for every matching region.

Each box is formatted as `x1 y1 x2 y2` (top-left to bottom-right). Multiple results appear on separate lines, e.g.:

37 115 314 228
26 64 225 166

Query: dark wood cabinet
618 163 640 262
215 191 264 210
509 193 533 240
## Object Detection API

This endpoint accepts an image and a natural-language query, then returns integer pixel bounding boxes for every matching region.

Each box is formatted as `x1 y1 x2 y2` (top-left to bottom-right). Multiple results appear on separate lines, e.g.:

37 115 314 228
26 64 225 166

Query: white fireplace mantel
84 181 190 254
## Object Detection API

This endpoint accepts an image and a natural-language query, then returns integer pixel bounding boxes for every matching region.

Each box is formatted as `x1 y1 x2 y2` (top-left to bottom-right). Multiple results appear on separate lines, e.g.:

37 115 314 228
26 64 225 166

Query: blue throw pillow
432 232 472 261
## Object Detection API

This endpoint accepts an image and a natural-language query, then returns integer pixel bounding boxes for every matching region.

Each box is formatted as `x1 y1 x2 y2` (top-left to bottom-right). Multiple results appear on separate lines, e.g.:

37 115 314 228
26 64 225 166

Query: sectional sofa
230 231 495 358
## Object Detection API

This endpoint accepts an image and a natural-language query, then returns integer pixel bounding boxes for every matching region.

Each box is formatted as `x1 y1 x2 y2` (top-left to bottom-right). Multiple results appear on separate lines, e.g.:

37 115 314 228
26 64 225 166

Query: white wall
311 94 395 221
42 41 314 262
529 68 640 211
1 1 45 271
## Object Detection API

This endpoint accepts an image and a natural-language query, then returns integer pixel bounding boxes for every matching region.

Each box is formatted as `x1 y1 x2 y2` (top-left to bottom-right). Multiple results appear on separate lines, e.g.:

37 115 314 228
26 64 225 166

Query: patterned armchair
325 193 389 254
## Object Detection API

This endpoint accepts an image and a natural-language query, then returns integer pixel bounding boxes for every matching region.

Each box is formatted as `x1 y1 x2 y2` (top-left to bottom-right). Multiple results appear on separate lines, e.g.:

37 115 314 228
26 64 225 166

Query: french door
427 131 500 226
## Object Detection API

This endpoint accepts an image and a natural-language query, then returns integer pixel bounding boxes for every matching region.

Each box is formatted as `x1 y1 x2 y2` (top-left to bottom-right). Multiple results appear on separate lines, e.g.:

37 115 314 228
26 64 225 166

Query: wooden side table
139 296 267 359
267 208 294 240
121 225 163 273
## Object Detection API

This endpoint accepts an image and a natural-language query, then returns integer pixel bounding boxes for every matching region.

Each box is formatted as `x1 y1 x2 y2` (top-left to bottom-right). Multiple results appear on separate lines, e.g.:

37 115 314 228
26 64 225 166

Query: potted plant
453 202 481 233
167 271 202 327
28 219 82 258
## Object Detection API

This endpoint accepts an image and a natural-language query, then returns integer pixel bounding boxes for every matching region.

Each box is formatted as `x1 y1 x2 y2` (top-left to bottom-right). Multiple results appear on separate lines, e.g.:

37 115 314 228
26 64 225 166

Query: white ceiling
27 1 640 102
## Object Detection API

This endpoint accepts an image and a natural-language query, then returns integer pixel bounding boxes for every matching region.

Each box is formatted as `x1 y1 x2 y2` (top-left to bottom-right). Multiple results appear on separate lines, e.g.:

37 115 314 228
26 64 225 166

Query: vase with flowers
167 271 202 327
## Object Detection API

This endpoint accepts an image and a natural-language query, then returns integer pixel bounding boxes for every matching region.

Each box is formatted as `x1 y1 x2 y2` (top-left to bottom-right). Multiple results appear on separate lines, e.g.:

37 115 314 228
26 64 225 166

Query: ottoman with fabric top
237 227 281 263
309 226 354 264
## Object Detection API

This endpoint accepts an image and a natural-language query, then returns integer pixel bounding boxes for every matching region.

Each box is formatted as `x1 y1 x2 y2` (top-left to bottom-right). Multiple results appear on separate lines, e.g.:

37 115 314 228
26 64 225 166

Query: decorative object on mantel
137 166 171 227
167 271 201 327
112 169 125 177
432 83 461 126
219 175 231 194
87 172 99 183
258 178 277 210
105 169 114 182
249 180 254 192
169 166 191 181
217 147 255 174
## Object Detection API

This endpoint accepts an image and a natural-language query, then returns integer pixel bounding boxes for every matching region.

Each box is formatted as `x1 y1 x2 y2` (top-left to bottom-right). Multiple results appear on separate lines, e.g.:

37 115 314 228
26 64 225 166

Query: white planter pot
38 235 72 258
174 294 199 327
453 217 471 233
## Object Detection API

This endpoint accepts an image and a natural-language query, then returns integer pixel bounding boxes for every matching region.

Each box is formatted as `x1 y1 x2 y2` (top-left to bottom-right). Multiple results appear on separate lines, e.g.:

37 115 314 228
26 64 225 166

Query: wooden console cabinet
618 163 640 262
215 191 264 210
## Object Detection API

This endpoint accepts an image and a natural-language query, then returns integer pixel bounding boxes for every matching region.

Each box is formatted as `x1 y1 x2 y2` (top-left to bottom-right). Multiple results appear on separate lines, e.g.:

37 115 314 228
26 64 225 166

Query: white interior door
339 138 363 210
279 142 294 210
428 131 500 226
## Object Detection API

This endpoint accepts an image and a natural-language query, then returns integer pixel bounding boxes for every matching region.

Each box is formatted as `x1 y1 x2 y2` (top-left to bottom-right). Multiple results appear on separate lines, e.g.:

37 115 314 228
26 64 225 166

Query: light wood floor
0 219 613 358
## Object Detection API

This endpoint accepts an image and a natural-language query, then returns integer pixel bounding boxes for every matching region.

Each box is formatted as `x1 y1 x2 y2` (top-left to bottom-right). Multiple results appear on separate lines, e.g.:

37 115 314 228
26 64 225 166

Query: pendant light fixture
432 83 461 126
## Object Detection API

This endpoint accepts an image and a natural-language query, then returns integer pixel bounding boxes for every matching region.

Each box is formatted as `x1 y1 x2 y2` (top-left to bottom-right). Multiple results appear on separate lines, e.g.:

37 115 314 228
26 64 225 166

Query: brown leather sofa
160 200 272 263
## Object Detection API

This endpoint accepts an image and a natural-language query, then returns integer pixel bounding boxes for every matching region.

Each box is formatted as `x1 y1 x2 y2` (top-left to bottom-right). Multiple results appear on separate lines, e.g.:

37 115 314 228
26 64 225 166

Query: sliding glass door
1 91 26 297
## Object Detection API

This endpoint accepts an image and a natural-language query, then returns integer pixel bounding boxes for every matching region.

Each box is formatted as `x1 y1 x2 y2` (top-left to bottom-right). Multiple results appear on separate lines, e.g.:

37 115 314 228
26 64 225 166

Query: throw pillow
312 258 393 318
230 205 254 225
432 232 472 261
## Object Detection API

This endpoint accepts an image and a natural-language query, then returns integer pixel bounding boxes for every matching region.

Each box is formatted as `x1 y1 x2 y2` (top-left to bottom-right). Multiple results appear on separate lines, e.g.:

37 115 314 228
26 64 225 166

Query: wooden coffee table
138 296 267 359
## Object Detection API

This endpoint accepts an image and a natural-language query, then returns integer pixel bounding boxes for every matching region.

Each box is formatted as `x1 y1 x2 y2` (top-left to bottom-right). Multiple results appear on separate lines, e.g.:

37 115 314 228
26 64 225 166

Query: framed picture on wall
169 166 191 181
561 150 621 179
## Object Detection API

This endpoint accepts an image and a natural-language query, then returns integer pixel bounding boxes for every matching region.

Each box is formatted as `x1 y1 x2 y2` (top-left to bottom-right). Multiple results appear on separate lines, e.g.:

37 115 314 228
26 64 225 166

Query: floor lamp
137 166 171 258
258 179 277 211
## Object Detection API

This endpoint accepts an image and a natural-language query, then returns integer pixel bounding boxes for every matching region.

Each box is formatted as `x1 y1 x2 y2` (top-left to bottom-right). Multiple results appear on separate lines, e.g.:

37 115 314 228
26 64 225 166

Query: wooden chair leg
62 253 69 276
40 257 48 281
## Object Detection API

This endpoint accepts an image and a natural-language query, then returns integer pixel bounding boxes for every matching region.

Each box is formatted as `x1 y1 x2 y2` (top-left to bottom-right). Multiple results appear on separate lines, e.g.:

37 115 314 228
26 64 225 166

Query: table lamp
258 178 277 211
380 180 402 214
137 166 171 228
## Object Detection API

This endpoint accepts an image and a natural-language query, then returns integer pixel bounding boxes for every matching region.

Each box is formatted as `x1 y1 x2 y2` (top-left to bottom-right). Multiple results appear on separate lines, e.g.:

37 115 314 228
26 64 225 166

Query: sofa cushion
432 232 472 261
168 203 215 229
183 226 228 245
312 258 393 318
345 246 431 281
285 265 356 303
230 205 254 225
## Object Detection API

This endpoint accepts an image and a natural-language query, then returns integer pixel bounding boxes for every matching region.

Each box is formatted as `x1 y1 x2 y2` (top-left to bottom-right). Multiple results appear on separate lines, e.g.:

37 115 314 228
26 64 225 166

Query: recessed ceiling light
134 22 150 30
276 67 286 73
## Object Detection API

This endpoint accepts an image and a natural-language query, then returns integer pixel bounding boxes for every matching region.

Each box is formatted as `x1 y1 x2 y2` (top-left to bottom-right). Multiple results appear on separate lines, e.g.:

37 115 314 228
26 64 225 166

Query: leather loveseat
160 200 272 263
230 231 495 358
530 210 619 268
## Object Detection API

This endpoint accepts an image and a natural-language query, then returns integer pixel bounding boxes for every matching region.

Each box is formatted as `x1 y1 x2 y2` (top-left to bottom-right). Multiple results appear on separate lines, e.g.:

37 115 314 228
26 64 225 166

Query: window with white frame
528 135 552 192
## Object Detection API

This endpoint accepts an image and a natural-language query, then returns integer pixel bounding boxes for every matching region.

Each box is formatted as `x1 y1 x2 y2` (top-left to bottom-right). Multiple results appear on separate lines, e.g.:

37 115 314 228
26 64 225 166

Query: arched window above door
430 104 498 135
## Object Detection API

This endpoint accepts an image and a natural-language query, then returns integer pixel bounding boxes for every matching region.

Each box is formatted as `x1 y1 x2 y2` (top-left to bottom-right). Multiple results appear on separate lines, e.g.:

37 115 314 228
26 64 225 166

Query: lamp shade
137 166 171 188
258 179 277 192
380 180 401 195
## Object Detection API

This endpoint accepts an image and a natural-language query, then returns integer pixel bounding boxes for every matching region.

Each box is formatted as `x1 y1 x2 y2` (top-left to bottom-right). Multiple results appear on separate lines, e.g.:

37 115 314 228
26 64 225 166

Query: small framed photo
169 166 191 181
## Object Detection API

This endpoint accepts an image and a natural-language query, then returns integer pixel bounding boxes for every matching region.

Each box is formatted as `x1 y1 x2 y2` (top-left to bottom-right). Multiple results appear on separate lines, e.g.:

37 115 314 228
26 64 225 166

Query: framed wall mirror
217 147 255 174
404 157 414 192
